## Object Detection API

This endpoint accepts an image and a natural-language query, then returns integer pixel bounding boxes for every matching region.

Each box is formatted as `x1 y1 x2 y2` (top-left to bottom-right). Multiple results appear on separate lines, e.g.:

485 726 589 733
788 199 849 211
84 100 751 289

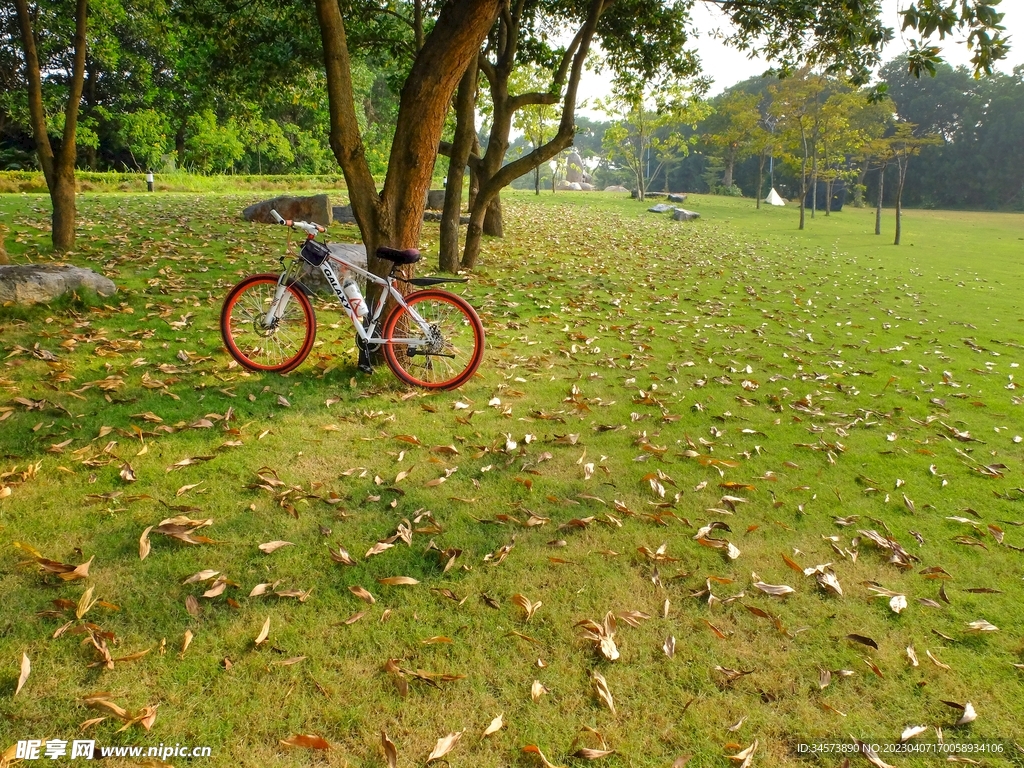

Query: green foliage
117 109 172 171
184 110 245 173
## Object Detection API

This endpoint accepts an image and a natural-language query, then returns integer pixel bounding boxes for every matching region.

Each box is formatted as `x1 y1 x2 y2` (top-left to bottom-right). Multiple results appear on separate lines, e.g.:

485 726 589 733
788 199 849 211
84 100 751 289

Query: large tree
315 0 502 296
12 0 88 252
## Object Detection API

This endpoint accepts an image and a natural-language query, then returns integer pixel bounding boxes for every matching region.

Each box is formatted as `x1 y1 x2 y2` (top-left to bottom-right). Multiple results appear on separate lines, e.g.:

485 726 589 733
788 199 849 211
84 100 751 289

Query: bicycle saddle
376 246 421 264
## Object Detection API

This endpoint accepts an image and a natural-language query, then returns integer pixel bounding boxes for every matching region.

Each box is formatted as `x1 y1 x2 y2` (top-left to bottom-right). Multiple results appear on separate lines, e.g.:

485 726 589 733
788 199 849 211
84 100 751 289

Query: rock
425 190 447 210
0 264 117 305
668 193 688 203
423 211 471 225
243 194 332 226
0 230 7 265
333 205 356 224
672 208 700 221
556 181 583 191
297 243 368 296
648 203 674 213
580 182 595 191
566 150 585 184
604 185 629 193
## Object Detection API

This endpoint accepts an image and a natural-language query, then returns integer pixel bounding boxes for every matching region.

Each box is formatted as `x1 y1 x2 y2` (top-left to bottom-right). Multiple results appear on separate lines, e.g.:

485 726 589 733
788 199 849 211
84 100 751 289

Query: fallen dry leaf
523 744 564 768
426 731 464 763
378 576 420 586
255 617 271 646
591 670 616 714
15 652 30 696
280 734 331 749
259 540 294 554
382 731 397 768
482 714 504 738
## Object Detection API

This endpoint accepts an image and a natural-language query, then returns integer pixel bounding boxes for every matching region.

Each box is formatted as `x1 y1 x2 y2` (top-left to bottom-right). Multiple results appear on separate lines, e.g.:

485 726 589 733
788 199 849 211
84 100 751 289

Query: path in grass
1 191 1022 767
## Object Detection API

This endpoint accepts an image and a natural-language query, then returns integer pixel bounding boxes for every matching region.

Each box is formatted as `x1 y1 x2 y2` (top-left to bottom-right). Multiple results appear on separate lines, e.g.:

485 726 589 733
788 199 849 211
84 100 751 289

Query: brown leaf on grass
577 612 619 661
591 670 616 714
15 652 30 696
328 544 356 565
382 731 398 768
30 554 94 581
139 526 153 560
182 569 219 584
349 585 375 604
512 594 542 622
672 757 693 768
343 610 368 625
76 586 97 619
83 692 129 720
531 679 549 702
365 541 395 558
703 619 729 639
523 744 564 768
181 630 193 658
574 748 615 759
753 579 795 597
966 619 999 632
846 634 878 650
185 595 200 617
727 740 758 767
663 635 676 658
259 540 294 554
378 576 419 586
255 617 270 646
426 731 464 763
941 700 978 725
482 714 504 738
280 734 331 749
120 462 136 483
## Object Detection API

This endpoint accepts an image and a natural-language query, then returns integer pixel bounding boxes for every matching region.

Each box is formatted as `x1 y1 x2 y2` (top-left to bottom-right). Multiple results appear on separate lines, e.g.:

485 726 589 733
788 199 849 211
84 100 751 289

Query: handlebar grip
270 209 285 224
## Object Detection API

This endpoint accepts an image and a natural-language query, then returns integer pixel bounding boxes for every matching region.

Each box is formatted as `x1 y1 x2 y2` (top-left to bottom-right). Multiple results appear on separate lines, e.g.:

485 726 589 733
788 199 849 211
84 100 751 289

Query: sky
577 0 1024 111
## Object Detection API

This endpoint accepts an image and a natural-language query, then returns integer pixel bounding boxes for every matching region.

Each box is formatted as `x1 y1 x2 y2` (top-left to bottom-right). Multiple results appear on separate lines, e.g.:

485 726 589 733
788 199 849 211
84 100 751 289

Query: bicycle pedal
358 363 375 374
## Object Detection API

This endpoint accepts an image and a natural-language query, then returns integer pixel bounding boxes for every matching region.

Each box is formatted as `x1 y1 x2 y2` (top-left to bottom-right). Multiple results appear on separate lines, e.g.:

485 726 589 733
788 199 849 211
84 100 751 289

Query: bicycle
220 209 485 390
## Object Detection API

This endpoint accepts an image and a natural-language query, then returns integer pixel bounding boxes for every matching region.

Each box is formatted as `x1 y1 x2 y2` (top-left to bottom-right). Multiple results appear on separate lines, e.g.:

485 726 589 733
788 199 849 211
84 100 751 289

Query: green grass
1 189 1023 767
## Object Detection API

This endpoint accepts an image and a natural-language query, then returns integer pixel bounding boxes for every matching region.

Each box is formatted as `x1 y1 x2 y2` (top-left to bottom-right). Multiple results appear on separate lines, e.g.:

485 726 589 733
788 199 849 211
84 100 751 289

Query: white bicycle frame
265 241 434 351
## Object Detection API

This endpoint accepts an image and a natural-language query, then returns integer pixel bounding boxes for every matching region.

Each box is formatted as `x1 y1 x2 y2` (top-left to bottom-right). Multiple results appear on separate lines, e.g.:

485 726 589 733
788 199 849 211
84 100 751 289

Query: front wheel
382 290 484 390
221 274 316 373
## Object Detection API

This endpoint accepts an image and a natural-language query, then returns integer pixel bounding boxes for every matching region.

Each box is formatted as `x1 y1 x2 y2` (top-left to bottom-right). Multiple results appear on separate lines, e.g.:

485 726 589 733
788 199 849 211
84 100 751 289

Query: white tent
765 188 786 206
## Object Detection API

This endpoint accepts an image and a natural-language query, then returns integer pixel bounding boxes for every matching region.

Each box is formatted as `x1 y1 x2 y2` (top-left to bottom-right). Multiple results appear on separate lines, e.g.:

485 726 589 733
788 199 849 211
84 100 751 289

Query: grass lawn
1 187 1023 767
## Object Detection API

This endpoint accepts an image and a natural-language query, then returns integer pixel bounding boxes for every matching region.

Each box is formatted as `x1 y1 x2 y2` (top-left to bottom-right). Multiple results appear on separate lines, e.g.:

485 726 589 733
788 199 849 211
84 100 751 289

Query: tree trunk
894 158 907 246
825 177 833 216
176 125 186 167
810 153 817 219
798 130 807 230
483 195 502 236
722 153 734 189
438 60 478 273
875 164 884 235
14 0 88 253
756 153 765 209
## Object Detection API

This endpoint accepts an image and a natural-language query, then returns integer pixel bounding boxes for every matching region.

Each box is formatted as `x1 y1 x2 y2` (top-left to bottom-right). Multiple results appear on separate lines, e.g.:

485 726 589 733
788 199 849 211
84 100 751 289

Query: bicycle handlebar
269 208 325 236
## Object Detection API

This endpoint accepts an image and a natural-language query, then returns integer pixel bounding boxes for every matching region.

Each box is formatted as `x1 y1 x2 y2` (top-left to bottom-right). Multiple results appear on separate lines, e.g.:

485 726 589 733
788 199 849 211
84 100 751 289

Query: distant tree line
537 59 1023 213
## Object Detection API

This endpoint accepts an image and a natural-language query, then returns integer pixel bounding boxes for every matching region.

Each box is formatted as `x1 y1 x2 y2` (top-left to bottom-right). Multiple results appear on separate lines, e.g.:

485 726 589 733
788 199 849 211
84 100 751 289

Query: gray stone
604 185 629 193
580 182 595 191
297 243 368 296
423 211 471 225
668 193 688 203
672 208 700 221
0 264 117 305
425 190 447 210
557 180 583 191
333 205 356 224
648 203 674 213
243 194 332 226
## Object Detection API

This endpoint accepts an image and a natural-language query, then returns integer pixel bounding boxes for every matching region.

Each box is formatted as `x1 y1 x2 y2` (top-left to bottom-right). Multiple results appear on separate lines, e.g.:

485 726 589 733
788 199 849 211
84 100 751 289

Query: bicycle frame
268 245 434 351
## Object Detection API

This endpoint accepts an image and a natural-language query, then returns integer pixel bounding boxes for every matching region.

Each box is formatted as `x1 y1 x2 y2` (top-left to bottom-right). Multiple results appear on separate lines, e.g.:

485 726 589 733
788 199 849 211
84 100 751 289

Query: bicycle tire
381 289 485 390
220 274 316 373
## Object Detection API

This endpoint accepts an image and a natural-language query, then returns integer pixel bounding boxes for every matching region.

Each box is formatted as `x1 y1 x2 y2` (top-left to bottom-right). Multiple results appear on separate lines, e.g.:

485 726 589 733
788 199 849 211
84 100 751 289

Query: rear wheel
221 274 316 373
382 290 484 389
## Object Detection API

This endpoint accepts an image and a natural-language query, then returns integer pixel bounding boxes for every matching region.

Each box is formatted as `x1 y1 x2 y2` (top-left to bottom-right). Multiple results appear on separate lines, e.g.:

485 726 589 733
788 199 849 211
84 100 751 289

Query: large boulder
566 150 585 184
604 185 629 193
668 193 688 203
647 203 674 213
243 195 332 227
580 182 595 191
557 180 583 191
425 190 447 210
333 205 356 224
0 264 117 305
672 208 700 221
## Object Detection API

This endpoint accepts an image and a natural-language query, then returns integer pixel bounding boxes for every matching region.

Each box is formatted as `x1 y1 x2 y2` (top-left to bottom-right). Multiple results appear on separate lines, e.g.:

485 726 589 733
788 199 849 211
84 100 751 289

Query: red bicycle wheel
381 289 484 389
220 274 316 373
